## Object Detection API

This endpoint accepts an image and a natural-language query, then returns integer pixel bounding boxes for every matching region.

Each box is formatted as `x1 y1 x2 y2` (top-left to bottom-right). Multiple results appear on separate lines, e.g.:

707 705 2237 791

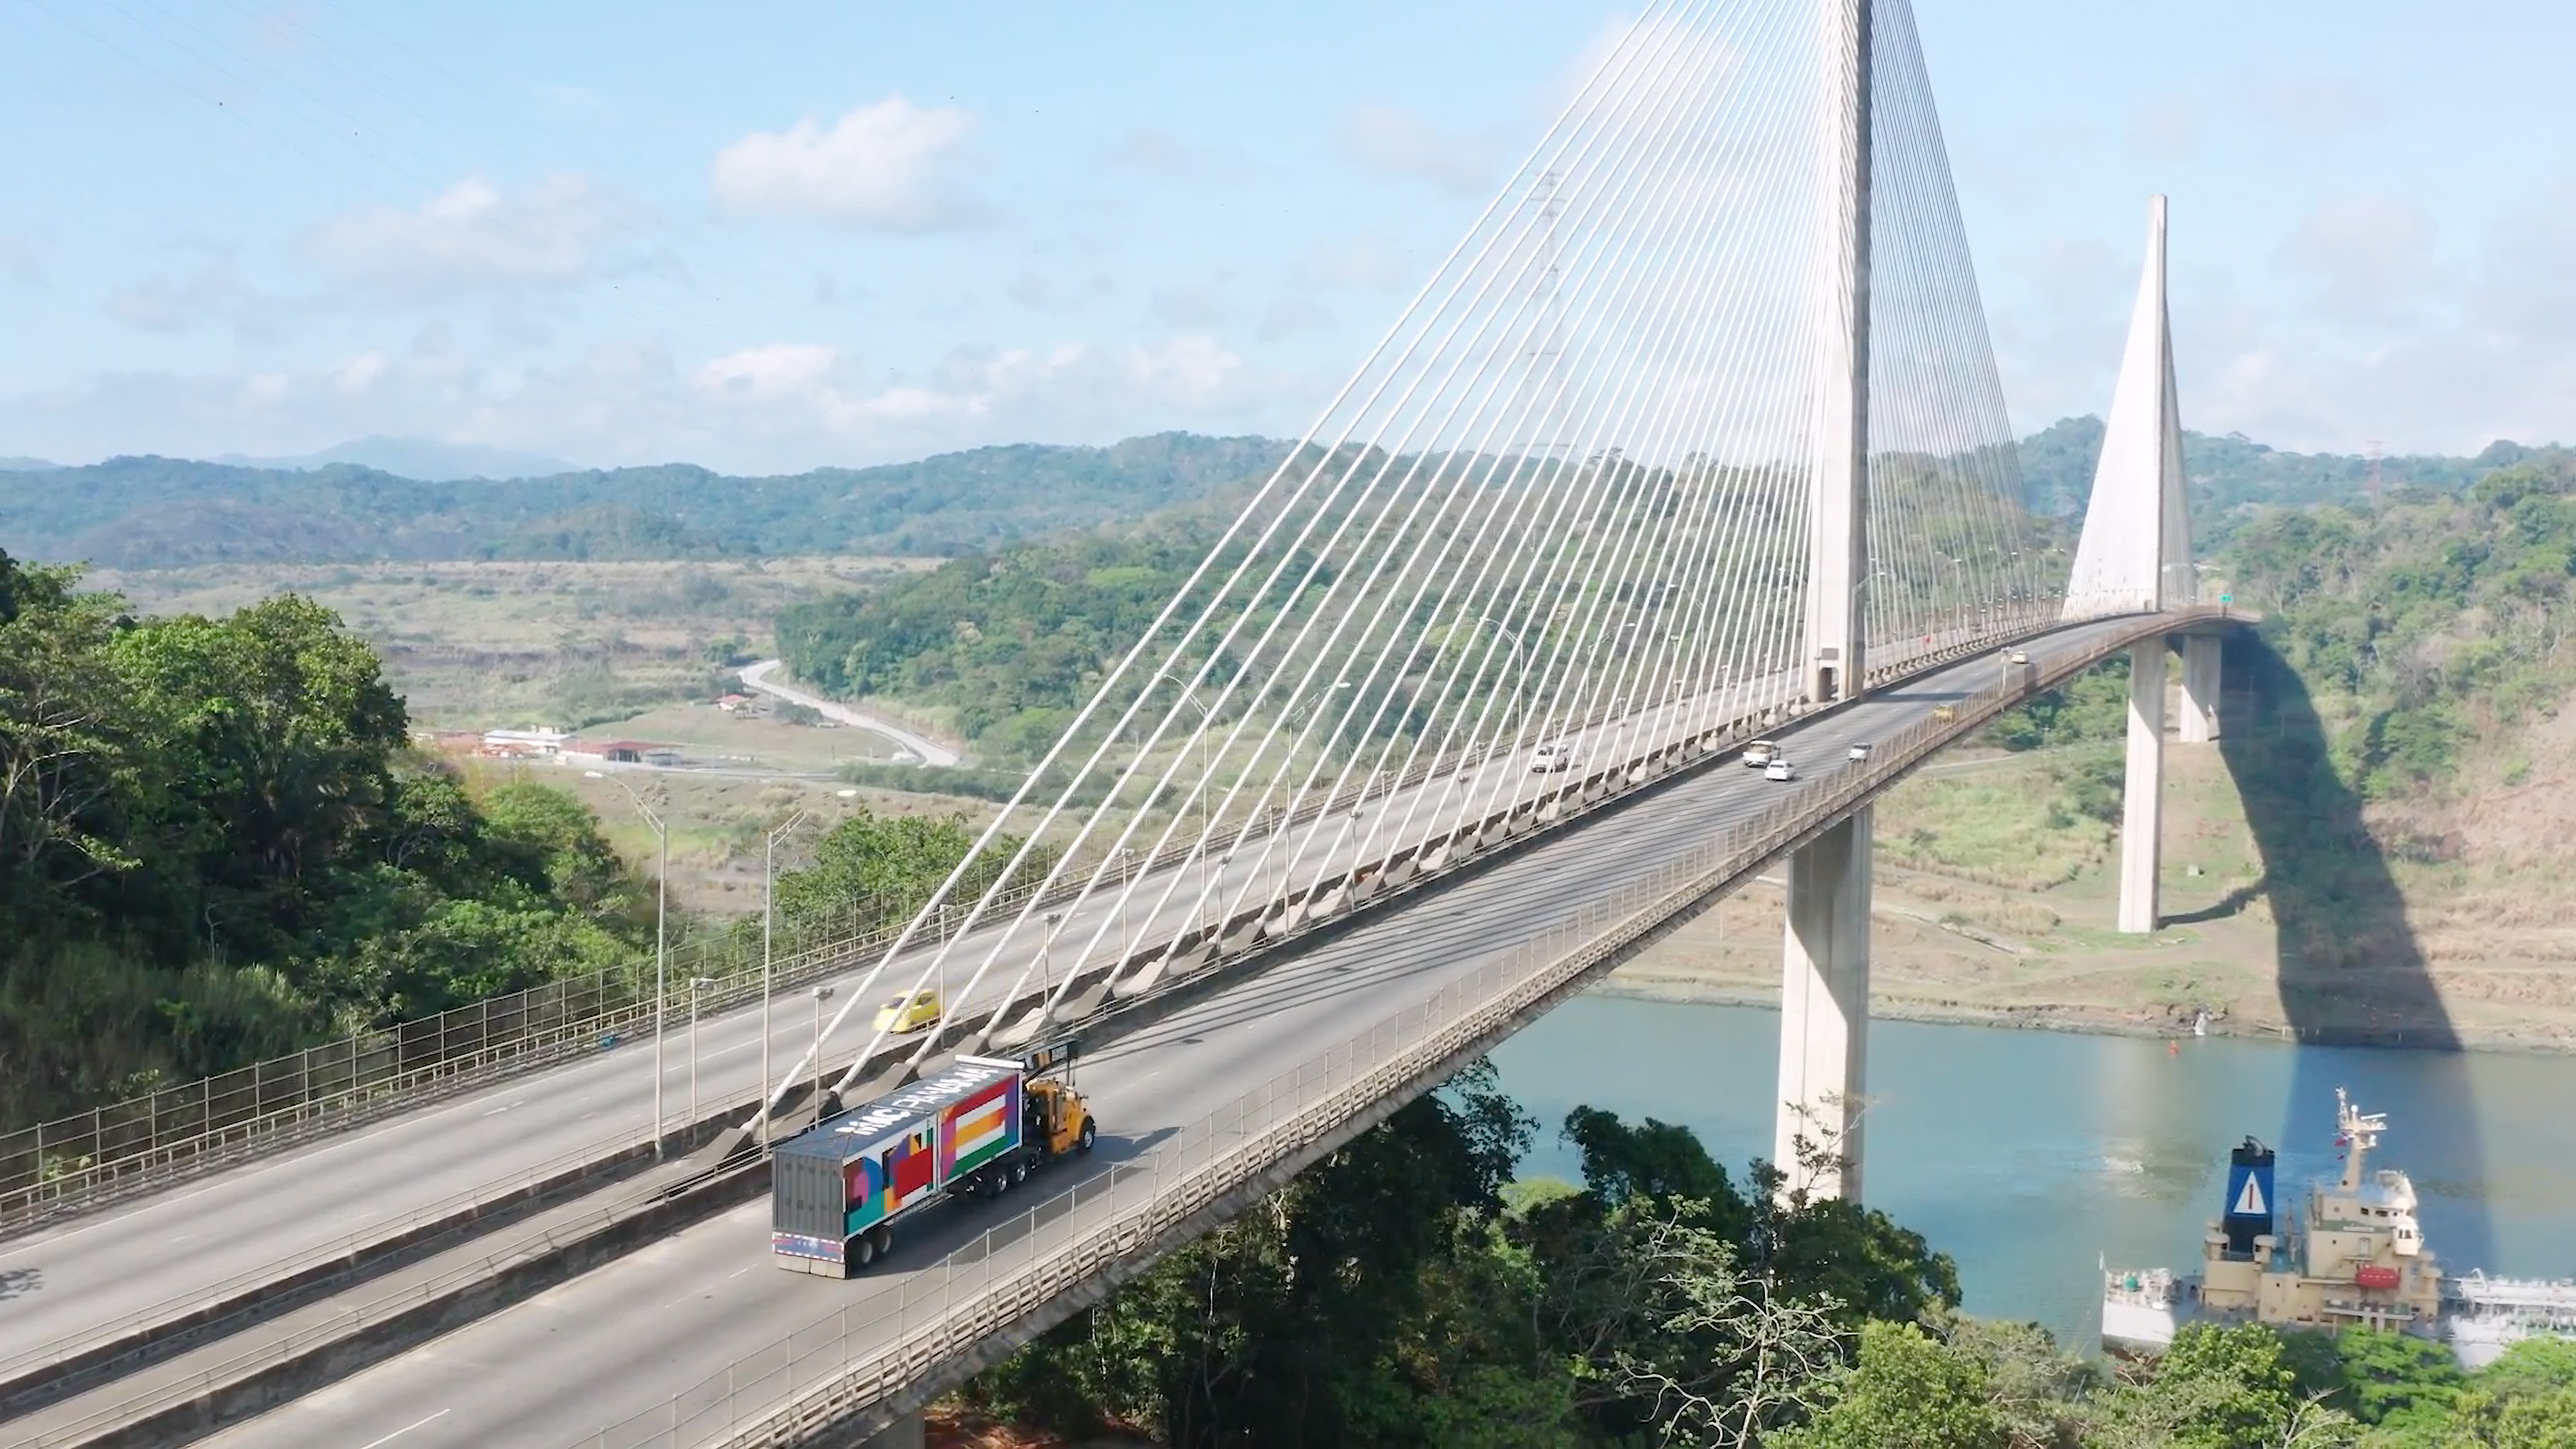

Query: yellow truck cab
1025 1077 1097 1158
1020 1038 1097 1160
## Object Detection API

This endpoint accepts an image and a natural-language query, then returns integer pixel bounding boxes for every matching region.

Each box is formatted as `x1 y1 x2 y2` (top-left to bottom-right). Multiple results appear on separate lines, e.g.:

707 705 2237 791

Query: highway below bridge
0 610 2225 1449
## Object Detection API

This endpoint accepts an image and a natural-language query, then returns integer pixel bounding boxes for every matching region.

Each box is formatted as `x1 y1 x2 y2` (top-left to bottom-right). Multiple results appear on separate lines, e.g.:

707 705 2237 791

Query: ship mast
2337 1087 2384 1191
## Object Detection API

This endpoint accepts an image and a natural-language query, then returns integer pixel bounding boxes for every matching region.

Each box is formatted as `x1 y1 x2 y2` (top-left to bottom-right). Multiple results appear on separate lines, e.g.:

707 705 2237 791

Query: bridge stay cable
751 0 2051 1122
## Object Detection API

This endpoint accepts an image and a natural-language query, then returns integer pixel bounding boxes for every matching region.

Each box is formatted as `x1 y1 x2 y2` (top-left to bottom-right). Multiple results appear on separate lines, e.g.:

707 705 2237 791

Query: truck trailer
769 1044 1095 1277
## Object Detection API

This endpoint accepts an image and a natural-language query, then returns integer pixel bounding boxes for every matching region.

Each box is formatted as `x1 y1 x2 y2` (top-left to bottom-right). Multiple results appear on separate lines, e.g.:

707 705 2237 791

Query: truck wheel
852 1234 877 1269
1077 1120 1097 1154
871 1225 893 1259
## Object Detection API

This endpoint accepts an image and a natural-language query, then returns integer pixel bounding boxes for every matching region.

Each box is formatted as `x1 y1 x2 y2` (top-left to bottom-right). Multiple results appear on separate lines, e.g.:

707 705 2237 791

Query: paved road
197 619 2154 1449
0 657 1797 1389
737 661 963 767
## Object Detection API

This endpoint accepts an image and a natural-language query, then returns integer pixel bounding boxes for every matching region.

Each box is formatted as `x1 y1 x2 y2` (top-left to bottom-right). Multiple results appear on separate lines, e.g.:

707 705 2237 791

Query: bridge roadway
0 650 1807 1389
184 616 2158 1449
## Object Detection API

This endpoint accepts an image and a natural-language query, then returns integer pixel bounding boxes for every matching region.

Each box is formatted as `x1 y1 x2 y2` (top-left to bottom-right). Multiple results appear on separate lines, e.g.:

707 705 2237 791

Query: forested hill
0 433 1291 568
7 422 2547 570
2017 415 2512 539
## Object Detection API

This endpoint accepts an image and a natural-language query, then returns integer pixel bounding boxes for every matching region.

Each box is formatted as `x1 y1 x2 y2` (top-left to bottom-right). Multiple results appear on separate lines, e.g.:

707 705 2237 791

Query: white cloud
1116 129 1258 184
2128 97 2198 164
695 343 837 396
304 175 636 298
1338 103 1505 195
711 97 978 230
108 258 258 333
0 329 1303 474
2277 195 2439 324
1257 294 1335 342
1007 270 1115 314
1152 282 1229 329
0 231 46 288
1998 182 2576 454
1293 233 1412 293
2241 74 2390 136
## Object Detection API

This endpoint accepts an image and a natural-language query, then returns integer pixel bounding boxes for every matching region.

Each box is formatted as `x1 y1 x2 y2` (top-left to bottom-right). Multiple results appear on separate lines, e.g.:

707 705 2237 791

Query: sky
2 0 2570 473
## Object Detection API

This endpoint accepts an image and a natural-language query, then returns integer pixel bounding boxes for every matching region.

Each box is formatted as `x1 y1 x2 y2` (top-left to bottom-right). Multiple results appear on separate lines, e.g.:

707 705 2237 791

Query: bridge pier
2180 633 2220 744
2118 641 2167 934
1775 806 1871 1202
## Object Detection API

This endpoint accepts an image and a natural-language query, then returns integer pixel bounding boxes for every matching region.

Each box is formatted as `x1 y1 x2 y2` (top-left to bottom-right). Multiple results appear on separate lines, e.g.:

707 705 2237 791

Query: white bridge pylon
2064 196 2194 621
753 0 2055 1170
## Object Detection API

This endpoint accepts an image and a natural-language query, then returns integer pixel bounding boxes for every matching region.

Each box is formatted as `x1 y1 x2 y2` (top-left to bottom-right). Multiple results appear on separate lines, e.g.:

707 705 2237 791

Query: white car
1847 742 1872 763
1764 757 1795 782
1743 740 1776 769
1529 741 1579 773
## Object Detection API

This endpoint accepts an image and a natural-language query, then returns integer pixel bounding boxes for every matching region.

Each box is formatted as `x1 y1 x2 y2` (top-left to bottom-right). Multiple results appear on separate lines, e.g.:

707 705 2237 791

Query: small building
481 727 572 757
568 739 684 768
716 693 754 712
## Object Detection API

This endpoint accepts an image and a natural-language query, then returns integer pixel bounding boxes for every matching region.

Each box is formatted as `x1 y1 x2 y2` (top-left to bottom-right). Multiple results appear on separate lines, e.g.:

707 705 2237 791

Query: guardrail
0 598 2099 1236
568 606 2213 1449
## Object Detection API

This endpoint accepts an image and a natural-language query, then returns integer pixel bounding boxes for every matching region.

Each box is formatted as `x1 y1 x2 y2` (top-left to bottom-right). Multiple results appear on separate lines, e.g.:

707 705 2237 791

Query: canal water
1487 996 2576 1351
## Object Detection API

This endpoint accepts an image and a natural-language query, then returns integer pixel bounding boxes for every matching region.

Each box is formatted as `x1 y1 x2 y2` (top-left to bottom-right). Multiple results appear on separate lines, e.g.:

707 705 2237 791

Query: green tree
2090 1323 2356 1449
1772 1320 2010 1449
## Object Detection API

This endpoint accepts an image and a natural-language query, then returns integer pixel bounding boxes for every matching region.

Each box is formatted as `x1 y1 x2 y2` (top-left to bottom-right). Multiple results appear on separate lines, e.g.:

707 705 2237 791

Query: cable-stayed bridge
0 3 2239 1446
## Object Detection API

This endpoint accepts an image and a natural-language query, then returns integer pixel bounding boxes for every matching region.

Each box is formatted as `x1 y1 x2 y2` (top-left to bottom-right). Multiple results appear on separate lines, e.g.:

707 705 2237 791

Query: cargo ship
2101 1088 2576 1369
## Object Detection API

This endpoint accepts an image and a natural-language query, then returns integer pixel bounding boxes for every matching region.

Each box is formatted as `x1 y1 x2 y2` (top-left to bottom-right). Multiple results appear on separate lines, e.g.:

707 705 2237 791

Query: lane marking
356 1408 450 1449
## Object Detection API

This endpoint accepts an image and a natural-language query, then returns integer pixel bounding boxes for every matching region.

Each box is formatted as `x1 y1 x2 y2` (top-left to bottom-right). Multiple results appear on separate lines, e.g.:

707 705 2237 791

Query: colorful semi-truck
769 1044 1095 1277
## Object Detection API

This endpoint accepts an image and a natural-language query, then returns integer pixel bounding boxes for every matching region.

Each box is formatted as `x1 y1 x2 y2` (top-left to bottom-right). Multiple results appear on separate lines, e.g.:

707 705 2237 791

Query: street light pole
1157 672 1213 847
587 769 669 1159
810 985 835 1130
1478 618 1529 745
688 977 714 1127
761 809 812 1147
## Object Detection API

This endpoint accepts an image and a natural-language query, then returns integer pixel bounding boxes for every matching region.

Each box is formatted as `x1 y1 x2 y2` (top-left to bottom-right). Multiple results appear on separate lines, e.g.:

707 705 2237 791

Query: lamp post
586 769 669 1159
1116 848 1136 963
1478 618 1529 744
810 985 835 1129
759 809 812 1146
688 976 714 1127
1157 672 1214 846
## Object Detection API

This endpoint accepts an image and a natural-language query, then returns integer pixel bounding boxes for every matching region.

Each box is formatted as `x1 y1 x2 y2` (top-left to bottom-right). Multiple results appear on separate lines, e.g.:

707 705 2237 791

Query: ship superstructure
2102 1089 2575 1369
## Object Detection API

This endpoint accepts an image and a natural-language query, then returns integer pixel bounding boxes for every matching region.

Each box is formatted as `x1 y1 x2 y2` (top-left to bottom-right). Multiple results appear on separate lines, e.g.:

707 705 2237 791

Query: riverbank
1599 859 2576 1055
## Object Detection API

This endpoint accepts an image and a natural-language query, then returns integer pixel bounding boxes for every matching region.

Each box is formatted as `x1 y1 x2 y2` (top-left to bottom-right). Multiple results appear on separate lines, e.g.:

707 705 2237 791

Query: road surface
737 661 963 767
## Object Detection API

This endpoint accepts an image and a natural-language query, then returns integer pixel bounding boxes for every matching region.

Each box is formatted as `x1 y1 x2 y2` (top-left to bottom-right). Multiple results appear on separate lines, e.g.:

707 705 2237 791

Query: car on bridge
1847 741 1872 763
1764 756 1795 782
1528 741 1580 773
1743 739 1778 768
872 989 943 1035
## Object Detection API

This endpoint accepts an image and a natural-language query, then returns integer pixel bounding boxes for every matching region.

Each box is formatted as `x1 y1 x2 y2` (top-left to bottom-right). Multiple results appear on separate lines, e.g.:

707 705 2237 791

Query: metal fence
0 598 2124 1239
566 611 2201 1449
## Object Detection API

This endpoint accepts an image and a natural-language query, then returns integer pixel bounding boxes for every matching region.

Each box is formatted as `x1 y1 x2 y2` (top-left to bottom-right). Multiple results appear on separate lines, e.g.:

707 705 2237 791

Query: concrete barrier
65 1159 772 1449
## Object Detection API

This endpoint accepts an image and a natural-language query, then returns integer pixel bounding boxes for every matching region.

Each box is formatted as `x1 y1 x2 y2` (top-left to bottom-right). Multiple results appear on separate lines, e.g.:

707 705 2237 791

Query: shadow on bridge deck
2216 631 2490 1270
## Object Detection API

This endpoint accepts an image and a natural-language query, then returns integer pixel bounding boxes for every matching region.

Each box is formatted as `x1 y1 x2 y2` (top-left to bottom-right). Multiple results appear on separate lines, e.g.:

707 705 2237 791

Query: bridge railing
563 613 2206 1449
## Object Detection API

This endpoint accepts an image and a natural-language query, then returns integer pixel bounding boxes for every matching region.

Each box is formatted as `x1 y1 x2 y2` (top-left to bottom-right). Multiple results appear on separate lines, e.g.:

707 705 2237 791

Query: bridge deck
153 614 2192 1449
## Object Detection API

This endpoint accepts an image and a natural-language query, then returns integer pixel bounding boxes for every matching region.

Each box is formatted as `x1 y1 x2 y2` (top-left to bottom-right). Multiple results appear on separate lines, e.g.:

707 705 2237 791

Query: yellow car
872 989 943 1035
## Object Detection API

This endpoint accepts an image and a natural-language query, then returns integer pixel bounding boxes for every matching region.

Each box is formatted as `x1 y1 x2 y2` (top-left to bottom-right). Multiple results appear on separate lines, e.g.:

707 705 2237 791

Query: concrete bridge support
2118 641 2167 934
2180 633 2220 744
1775 806 1872 1202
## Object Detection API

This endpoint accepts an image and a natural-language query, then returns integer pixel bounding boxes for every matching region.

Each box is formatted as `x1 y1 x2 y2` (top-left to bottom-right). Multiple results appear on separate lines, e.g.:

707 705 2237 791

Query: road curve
737 660 963 767
195 618 2161 1449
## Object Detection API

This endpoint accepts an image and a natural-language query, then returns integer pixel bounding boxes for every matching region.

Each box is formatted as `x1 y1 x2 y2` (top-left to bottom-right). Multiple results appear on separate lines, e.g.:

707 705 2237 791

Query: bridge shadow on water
2215 631 2491 1269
